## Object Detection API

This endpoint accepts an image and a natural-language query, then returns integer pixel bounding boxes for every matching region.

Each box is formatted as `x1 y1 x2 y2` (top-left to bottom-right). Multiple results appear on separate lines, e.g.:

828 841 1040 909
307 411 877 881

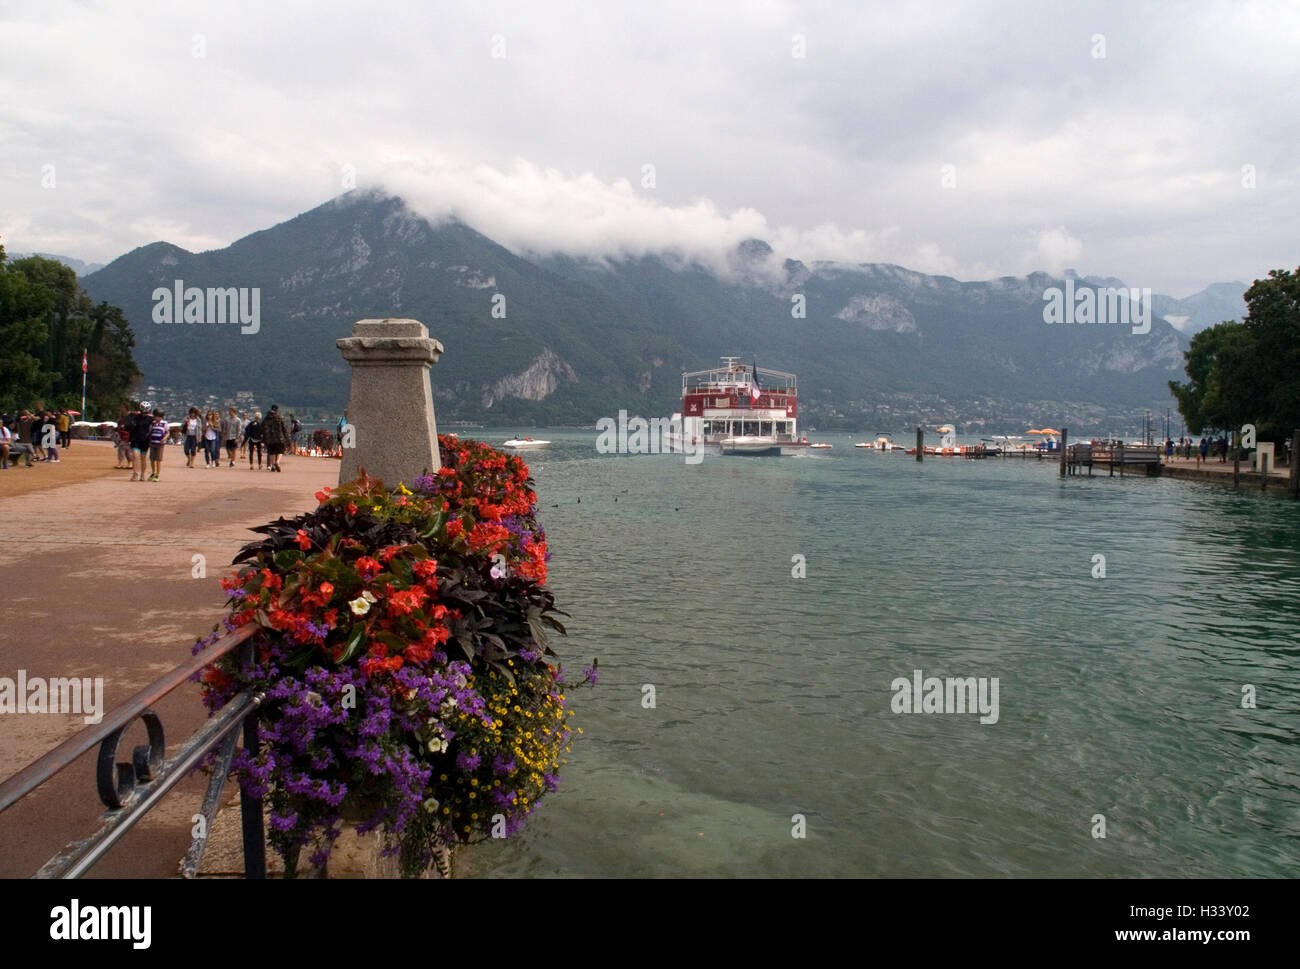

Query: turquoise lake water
458 429 1300 877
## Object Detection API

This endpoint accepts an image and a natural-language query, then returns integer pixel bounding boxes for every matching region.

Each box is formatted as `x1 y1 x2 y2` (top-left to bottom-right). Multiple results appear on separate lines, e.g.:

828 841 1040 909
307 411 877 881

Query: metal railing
0 624 268 879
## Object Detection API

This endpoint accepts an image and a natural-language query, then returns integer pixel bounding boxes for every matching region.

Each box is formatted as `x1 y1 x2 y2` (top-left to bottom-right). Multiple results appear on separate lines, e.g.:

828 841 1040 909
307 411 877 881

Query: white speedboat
858 435 902 451
719 435 783 456
503 437 550 450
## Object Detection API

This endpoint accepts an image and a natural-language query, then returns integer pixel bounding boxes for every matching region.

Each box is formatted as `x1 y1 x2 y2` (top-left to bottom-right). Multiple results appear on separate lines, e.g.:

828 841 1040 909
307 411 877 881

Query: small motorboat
503 437 550 450
808 442 833 450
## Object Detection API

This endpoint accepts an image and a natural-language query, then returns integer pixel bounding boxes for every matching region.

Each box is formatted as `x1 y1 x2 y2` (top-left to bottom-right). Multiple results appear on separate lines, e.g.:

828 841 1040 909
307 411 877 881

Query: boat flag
750 362 761 402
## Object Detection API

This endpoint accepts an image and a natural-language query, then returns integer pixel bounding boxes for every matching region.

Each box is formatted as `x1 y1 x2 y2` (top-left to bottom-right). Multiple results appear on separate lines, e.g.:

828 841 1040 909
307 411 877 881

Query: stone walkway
0 440 340 877
1160 454 1297 495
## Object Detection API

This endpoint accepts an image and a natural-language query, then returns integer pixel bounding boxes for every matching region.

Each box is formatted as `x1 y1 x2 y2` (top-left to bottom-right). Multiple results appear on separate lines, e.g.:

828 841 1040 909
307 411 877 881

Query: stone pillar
337 318 443 488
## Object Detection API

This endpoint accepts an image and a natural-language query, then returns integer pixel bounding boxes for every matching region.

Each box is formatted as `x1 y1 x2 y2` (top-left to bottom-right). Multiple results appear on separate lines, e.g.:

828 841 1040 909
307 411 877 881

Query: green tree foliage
0 247 140 416
0 245 54 411
1171 267 1300 441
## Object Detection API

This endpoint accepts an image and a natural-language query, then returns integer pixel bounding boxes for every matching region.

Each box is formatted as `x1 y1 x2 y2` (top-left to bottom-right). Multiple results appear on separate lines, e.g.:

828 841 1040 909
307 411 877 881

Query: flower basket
193 435 595 877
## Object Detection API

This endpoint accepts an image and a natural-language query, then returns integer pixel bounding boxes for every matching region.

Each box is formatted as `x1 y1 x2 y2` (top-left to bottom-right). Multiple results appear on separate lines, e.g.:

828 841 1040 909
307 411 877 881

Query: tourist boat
865 434 902 451
503 437 550 450
666 357 806 457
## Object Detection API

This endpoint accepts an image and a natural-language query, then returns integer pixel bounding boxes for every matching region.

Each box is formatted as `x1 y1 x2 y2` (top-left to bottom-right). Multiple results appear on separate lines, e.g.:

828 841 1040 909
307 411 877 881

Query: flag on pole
82 350 88 373
750 362 761 402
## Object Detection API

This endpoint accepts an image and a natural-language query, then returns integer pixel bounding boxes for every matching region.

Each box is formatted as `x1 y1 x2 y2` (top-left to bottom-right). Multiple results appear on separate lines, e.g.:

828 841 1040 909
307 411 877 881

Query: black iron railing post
240 709 266 879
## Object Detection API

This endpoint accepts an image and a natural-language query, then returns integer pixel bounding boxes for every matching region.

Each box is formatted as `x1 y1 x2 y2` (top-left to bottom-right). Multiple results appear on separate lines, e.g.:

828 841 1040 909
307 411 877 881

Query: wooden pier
1064 442 1163 476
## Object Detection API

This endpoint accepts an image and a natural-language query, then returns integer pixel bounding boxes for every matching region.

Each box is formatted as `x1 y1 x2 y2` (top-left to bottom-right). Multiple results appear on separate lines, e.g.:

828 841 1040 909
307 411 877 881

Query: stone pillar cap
337 318 444 364
349 318 429 338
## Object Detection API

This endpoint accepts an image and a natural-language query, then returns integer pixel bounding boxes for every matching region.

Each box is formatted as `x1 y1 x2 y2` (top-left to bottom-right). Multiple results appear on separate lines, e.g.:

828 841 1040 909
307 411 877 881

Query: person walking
243 411 264 469
147 408 168 481
336 409 349 457
288 412 302 455
262 405 289 472
203 409 222 468
128 402 152 481
182 407 201 468
39 411 60 462
1198 437 1208 467
221 406 243 468
237 411 249 460
57 409 71 449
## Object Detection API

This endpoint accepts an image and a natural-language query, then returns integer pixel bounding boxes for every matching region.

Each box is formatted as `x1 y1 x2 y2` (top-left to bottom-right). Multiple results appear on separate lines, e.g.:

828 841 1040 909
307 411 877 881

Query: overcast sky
2 0 1295 296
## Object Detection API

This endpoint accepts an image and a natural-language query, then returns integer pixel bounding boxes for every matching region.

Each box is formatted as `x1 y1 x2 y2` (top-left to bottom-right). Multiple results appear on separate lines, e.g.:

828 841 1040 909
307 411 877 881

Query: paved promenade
0 439 340 877
1159 452 1297 495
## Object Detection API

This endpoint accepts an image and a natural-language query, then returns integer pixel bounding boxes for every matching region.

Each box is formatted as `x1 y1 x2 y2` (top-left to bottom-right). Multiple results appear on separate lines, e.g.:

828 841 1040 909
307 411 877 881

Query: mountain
82 190 1203 431
10 252 106 276
1153 282 1249 336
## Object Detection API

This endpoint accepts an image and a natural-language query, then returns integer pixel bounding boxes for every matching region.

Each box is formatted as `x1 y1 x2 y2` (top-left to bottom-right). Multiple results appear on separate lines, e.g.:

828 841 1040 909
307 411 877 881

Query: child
148 409 168 481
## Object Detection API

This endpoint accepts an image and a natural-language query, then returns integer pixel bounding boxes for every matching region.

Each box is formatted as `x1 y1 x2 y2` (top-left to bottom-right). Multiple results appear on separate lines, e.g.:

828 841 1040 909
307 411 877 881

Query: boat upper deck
682 357 796 396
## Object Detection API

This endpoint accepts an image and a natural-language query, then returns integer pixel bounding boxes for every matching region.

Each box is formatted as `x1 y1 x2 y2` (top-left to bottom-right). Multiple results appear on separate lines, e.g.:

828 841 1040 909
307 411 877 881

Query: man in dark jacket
128 403 153 481
242 412 264 469
262 405 289 472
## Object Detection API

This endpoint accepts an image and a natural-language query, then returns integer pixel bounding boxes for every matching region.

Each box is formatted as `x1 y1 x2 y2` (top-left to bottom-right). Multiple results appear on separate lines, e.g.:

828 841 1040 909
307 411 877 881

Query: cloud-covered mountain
80 191 1212 431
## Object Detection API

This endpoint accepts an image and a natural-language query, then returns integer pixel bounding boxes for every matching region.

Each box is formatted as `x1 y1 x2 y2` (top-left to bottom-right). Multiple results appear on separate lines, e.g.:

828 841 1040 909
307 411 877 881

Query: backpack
291 418 301 435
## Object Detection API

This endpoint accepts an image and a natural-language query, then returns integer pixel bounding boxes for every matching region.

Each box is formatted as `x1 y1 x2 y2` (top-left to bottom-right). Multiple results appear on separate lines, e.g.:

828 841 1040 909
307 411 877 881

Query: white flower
361 590 377 604
423 797 440 813
348 597 370 616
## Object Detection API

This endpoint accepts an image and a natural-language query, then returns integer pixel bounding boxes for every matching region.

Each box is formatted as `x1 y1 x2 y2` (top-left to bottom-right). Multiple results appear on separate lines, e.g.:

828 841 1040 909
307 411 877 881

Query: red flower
445 519 464 540
296 529 312 550
403 641 433 665
378 544 405 564
412 559 438 579
314 487 332 504
386 586 429 617
346 502 358 516
355 556 381 579
319 581 334 598
468 522 510 553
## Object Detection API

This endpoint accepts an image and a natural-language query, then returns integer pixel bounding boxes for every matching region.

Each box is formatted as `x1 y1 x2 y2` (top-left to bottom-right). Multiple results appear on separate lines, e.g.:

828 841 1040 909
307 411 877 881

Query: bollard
916 426 923 462
337 318 444 488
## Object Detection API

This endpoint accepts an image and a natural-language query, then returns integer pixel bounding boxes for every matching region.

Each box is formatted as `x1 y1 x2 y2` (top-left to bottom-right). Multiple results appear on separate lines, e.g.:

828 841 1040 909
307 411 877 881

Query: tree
0 245 56 411
1240 268 1300 439
0 246 140 416
1170 266 1300 442
1170 321 1246 434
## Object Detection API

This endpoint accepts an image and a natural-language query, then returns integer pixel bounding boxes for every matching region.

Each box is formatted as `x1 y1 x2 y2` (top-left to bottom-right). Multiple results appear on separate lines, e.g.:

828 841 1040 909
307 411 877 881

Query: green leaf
337 624 366 664
389 556 413 584
273 549 304 570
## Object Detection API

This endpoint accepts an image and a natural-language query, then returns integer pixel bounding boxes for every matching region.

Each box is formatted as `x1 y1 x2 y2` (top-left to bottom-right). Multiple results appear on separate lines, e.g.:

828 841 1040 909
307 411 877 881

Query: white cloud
1027 227 1084 275
0 0 1296 296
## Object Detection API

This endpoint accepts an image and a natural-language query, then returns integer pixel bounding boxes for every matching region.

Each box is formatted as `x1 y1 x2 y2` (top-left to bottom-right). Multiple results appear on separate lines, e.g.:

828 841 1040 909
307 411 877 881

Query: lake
459 429 1300 877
